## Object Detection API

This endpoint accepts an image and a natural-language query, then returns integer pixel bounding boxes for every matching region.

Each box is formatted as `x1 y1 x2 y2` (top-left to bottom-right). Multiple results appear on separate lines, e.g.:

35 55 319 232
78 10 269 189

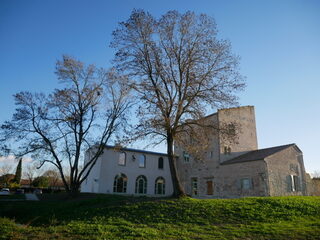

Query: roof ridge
221 143 296 165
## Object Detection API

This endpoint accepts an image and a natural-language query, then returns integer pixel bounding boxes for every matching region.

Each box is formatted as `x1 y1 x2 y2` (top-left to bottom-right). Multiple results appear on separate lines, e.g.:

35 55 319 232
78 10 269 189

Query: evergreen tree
13 158 22 185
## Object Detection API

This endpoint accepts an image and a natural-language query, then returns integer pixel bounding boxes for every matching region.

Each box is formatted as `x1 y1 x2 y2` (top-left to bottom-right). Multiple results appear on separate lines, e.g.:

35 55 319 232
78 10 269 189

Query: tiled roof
221 144 297 165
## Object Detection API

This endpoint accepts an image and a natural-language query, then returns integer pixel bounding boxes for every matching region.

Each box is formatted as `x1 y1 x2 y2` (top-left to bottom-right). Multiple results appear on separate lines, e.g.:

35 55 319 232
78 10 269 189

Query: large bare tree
111 10 245 197
0 56 131 195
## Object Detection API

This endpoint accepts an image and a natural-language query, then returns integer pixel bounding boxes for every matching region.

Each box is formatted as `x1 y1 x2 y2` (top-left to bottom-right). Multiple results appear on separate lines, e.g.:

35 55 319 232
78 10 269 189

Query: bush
32 176 49 188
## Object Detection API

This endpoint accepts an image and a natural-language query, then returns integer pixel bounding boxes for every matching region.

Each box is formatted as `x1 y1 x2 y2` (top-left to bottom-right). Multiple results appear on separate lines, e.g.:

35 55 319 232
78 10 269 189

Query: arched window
139 154 146 168
135 175 147 194
158 157 164 169
113 173 127 193
118 152 126 165
155 177 165 195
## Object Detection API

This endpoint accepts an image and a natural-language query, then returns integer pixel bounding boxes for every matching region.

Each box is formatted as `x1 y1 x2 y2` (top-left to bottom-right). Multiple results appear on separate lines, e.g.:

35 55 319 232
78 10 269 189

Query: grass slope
0 194 319 239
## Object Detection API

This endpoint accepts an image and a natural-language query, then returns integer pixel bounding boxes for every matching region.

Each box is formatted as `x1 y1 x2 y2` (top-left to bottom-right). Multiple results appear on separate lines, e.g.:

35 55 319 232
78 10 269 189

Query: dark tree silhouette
13 158 22 185
1 56 131 195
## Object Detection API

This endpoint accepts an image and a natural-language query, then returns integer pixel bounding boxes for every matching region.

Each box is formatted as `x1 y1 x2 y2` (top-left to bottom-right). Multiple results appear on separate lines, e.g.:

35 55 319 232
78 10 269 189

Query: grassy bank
0 194 319 239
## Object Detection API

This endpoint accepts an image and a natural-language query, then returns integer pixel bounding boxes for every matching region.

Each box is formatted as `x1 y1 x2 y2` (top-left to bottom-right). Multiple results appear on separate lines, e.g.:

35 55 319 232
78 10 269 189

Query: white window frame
135 175 147 194
118 152 126 166
155 177 165 195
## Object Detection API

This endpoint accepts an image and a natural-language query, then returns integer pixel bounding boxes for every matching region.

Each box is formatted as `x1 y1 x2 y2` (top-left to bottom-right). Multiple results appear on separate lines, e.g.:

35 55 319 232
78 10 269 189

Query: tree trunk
167 134 186 197
68 182 80 198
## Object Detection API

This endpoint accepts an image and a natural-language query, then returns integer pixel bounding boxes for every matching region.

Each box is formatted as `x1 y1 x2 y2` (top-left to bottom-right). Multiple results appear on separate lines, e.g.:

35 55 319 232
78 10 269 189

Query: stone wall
175 106 262 198
265 146 306 196
218 106 258 163
312 178 320 196
214 160 269 197
307 177 320 196
175 113 221 196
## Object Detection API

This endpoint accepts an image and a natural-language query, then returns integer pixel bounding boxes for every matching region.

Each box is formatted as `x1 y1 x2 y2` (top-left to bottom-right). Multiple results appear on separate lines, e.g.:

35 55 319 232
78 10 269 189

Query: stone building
81 106 309 198
175 106 307 197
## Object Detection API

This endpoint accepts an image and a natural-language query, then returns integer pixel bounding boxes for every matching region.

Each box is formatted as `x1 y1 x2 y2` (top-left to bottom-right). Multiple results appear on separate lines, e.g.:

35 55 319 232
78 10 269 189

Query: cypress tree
13 158 22 184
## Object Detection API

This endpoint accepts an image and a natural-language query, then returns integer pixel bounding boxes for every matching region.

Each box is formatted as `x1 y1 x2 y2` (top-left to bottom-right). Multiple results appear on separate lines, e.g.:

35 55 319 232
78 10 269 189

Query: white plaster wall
81 150 102 193
81 147 173 196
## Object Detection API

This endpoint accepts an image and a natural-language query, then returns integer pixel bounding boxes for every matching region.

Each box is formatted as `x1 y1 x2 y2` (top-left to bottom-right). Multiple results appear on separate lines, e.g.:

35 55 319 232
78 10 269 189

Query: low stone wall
310 178 320 196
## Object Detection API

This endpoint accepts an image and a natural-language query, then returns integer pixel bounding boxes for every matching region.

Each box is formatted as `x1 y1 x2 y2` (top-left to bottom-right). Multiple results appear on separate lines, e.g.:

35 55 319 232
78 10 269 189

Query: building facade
175 106 307 197
81 106 308 198
81 146 174 196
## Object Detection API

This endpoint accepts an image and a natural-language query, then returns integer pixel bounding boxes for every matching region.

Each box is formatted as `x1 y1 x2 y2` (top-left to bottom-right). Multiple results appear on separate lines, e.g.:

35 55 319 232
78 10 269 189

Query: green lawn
0 194 319 239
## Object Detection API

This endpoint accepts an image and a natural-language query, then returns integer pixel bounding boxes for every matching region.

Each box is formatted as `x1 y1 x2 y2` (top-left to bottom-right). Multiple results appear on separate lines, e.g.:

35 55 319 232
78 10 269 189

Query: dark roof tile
221 144 296 165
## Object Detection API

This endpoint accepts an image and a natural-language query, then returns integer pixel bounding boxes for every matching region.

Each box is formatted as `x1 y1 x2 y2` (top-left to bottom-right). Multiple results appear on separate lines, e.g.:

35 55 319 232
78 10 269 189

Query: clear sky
0 0 319 174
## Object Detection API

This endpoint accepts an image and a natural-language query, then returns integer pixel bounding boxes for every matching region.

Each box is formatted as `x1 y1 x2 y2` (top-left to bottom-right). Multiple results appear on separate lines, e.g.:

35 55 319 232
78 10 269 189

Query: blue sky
0 0 319 173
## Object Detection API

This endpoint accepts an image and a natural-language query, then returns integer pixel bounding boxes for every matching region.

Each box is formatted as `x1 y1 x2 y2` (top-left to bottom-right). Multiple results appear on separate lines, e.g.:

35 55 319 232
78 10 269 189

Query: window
118 152 126 166
191 178 198 196
158 157 164 169
139 154 146 168
288 175 301 192
293 176 301 191
224 146 231 155
183 151 190 163
113 173 127 193
135 175 147 194
240 178 252 190
206 181 213 195
155 177 165 195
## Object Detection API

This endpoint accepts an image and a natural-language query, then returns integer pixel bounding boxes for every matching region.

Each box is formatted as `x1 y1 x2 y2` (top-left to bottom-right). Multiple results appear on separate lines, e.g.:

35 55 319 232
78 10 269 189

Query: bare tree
0 163 13 176
1 56 131 195
0 163 14 187
112 10 245 197
23 162 41 187
312 171 320 179
43 168 61 189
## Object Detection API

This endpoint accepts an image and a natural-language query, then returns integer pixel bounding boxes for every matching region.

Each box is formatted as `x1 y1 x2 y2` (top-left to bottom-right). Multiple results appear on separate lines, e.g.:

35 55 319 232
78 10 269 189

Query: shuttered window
288 175 301 192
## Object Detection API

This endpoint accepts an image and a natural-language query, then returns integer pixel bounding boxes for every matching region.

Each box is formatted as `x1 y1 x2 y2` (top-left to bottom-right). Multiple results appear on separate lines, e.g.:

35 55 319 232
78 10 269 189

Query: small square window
240 178 252 190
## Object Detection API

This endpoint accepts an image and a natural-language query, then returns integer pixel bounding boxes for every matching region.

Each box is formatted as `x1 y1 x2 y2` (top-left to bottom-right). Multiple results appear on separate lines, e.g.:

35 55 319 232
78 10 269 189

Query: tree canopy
0 56 132 194
112 10 245 196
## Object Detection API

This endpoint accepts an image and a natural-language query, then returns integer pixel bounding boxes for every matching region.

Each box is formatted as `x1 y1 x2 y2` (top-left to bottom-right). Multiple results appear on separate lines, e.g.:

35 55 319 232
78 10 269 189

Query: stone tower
217 106 258 163
174 106 259 196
